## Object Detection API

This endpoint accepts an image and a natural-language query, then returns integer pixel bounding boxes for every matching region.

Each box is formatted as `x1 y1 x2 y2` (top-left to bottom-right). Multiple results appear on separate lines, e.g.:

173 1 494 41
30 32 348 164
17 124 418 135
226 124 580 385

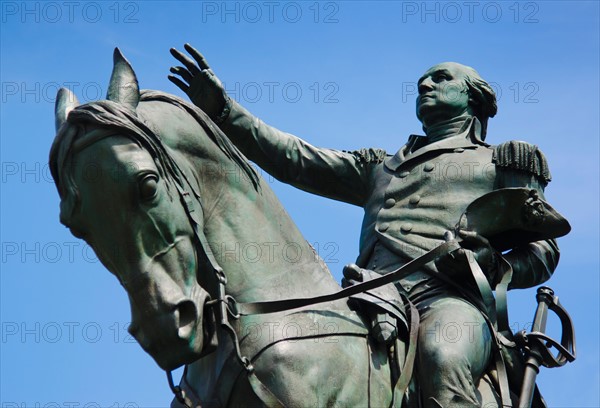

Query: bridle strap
173 182 223 277
167 367 195 408
167 176 257 403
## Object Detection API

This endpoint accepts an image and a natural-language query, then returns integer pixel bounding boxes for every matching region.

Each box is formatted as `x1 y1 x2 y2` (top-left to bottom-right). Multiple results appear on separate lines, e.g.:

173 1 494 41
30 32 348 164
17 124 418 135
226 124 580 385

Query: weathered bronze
50 47 574 407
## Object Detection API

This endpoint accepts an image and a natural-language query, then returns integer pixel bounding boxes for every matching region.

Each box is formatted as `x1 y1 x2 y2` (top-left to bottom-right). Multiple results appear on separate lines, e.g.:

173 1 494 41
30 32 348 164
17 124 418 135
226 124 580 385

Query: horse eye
139 174 159 201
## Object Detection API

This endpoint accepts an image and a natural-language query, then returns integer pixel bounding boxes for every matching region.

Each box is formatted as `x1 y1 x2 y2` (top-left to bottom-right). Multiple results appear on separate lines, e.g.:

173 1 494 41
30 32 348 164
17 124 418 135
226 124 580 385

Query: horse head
49 49 235 370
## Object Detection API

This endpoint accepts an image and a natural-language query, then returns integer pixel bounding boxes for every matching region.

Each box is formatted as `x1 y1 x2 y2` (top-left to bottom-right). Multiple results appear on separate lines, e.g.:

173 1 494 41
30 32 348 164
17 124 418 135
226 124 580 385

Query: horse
50 48 417 407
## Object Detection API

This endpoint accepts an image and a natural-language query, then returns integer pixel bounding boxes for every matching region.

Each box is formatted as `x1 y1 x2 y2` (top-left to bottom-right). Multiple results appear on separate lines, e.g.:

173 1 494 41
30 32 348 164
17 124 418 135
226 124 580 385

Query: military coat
219 101 559 291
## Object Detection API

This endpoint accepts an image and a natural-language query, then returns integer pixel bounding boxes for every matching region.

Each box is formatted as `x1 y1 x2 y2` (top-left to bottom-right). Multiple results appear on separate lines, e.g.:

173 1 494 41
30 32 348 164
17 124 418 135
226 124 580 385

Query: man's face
416 62 473 128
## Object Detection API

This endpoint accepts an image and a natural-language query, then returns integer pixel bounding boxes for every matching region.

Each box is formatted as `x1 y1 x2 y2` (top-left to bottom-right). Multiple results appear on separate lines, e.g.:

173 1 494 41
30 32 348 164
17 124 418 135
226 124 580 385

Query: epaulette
346 148 388 164
493 140 552 185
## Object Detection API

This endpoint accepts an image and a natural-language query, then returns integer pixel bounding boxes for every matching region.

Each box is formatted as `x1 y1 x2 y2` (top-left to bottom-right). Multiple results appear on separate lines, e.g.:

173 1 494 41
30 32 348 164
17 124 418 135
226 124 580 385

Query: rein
218 239 461 317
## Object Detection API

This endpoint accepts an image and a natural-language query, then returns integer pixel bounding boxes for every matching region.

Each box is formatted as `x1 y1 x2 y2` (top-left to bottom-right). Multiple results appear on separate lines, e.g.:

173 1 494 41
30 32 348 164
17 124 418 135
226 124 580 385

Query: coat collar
385 116 488 171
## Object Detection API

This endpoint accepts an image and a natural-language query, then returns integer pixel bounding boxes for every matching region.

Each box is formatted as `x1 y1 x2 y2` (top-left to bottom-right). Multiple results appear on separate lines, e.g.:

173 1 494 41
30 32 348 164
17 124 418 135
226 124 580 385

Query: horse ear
107 48 140 110
55 87 79 132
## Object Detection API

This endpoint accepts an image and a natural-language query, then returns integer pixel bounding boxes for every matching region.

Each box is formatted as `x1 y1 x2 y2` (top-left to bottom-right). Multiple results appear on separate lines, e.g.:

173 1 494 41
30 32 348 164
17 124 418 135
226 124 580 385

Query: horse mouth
128 284 217 371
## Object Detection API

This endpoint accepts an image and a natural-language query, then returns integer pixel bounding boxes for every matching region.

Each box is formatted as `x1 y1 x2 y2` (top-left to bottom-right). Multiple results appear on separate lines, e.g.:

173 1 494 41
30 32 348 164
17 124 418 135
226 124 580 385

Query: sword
516 286 576 408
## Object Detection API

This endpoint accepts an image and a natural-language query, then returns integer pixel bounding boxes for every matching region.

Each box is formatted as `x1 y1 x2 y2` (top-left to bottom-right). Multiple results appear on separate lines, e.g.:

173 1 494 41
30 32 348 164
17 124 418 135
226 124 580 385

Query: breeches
414 293 492 408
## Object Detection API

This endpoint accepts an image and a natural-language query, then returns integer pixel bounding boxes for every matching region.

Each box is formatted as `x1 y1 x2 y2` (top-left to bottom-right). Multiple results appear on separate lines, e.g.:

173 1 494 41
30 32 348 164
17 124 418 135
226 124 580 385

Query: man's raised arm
169 44 376 207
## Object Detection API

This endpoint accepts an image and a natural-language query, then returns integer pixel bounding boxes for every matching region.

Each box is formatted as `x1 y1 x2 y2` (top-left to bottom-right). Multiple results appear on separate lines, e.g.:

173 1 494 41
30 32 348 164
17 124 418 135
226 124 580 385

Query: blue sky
1 1 598 406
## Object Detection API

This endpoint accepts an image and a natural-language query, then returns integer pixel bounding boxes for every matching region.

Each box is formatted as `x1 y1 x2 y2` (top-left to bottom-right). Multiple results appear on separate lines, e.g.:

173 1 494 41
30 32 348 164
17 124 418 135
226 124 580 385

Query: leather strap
247 370 286 407
462 250 513 407
492 256 530 406
495 349 513 407
391 296 419 407
174 183 225 279
234 240 461 316
464 249 497 328
484 313 513 408
495 256 515 343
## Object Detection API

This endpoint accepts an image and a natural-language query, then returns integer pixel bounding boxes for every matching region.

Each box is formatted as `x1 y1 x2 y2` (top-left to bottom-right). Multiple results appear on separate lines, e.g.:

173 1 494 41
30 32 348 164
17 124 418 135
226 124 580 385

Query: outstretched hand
169 44 229 120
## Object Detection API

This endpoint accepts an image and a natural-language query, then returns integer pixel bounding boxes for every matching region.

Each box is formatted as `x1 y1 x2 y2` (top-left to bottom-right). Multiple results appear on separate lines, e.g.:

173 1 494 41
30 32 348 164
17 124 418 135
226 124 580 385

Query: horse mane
139 90 259 189
50 89 259 226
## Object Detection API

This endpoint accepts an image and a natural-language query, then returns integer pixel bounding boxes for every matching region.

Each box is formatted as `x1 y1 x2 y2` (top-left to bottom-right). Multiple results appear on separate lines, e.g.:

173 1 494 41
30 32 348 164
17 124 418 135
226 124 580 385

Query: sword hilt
516 286 576 368
516 286 576 407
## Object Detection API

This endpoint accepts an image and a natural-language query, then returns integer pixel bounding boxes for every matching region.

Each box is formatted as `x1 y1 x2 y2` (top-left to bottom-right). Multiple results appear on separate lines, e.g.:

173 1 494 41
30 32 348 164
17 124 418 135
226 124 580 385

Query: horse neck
183 147 340 303
135 96 337 302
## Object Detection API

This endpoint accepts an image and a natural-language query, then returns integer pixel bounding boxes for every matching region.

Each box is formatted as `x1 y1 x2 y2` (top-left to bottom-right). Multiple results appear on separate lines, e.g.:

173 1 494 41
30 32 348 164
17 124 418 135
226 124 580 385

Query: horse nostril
175 300 197 339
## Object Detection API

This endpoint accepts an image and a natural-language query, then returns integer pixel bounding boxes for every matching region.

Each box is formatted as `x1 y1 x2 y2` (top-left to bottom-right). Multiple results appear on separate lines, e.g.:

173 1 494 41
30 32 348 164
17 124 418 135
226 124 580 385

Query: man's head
416 62 497 138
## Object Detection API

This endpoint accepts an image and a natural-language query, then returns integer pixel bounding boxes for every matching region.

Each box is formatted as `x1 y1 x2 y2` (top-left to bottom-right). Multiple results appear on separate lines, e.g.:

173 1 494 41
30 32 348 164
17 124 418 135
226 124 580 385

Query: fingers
458 229 489 246
435 252 462 276
343 264 363 282
454 248 466 259
167 75 189 93
458 229 477 239
184 43 210 70
341 264 363 288
170 48 201 75
169 66 193 84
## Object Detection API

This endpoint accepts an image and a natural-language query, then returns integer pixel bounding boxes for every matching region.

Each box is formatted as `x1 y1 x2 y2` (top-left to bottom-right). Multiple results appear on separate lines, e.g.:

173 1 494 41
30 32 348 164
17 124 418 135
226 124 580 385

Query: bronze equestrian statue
50 47 574 407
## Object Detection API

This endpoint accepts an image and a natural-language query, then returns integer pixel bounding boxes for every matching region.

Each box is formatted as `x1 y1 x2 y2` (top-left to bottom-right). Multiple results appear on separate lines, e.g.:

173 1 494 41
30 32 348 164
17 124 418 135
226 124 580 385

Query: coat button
384 198 396 208
454 148 465 153
423 163 435 172
379 223 390 232
409 195 421 205
399 171 410 178
401 223 413 233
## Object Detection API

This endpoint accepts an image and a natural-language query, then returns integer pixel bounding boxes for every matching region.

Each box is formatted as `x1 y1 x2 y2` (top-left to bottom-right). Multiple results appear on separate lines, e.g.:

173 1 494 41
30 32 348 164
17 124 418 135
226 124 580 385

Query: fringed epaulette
493 140 552 185
346 148 388 164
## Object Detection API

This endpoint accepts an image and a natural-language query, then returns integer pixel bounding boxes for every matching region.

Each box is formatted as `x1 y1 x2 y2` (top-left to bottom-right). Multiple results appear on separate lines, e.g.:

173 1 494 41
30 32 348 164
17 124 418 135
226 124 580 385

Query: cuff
212 95 232 124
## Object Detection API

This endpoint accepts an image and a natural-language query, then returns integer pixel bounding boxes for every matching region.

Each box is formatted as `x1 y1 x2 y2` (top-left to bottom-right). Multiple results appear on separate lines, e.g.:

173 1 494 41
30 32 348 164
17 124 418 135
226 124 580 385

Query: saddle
342 264 409 344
